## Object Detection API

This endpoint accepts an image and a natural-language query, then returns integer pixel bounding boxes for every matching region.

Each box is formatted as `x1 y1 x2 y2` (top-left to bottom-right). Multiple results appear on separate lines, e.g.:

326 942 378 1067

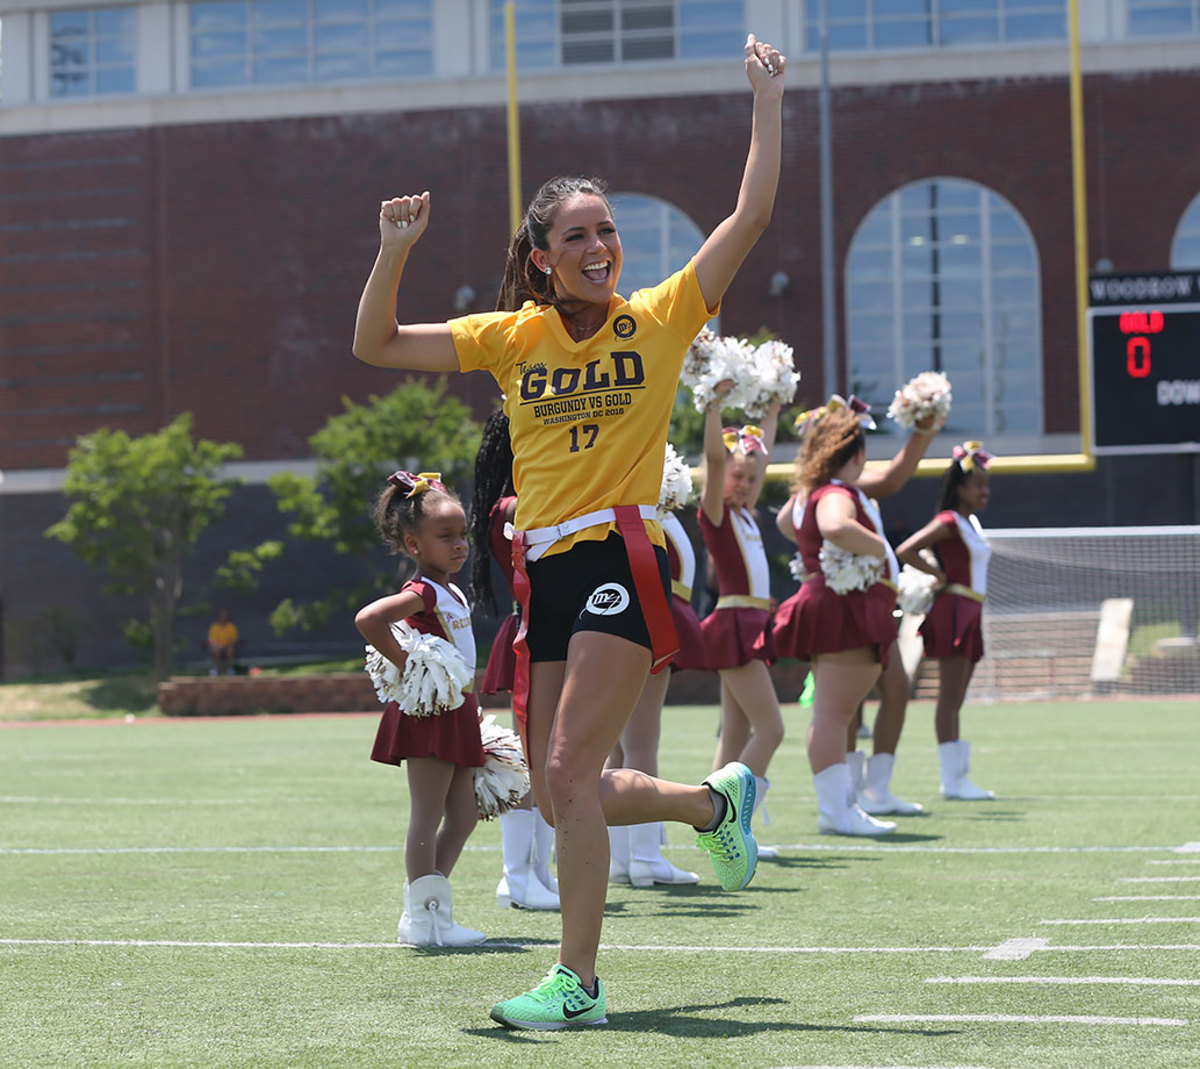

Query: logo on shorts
613 314 636 340
583 583 630 616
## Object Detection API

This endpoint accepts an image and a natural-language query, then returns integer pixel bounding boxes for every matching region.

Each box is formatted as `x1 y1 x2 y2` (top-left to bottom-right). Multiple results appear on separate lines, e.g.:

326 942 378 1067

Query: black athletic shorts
524 532 671 662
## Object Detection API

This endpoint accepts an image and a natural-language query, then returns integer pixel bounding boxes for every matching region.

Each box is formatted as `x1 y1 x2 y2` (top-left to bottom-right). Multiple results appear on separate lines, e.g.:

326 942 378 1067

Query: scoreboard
1088 271 1200 455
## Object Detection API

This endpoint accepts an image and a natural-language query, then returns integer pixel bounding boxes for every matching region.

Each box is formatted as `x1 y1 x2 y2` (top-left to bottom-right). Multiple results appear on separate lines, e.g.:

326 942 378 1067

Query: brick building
1 1 1197 676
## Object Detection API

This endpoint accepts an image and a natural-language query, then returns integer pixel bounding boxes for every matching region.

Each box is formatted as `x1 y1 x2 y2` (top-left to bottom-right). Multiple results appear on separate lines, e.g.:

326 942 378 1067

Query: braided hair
468 409 514 613
495 175 611 313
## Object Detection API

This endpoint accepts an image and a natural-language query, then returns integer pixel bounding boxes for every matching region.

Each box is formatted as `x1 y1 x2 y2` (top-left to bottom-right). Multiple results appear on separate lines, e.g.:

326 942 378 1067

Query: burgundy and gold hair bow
951 442 992 473
794 394 876 434
386 470 446 498
722 425 767 456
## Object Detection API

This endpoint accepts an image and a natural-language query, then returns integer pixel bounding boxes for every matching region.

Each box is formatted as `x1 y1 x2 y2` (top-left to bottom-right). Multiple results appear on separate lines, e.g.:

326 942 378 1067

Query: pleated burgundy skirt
670 595 709 671
773 579 897 667
919 592 984 663
700 606 776 670
480 613 518 695
370 694 485 767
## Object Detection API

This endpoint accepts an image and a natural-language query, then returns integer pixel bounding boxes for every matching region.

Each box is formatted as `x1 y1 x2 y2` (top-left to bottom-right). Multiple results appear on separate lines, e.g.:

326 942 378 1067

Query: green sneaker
696 762 758 891
489 964 608 1030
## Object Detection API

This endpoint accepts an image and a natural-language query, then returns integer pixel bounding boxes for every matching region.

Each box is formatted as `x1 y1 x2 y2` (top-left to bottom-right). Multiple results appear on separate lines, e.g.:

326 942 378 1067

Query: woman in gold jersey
354 33 785 1031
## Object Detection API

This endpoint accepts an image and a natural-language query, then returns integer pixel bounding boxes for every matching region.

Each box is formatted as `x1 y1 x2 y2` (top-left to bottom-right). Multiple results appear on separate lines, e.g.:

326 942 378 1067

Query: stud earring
542 265 553 275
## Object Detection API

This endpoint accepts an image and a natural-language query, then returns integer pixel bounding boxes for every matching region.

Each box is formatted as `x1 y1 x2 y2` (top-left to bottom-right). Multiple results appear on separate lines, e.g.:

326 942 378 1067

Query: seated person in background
207 609 239 676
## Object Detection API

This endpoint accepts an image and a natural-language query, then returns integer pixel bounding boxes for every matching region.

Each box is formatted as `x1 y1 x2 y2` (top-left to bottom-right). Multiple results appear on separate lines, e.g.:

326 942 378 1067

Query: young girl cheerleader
896 442 995 800
698 386 784 854
468 409 560 911
353 32 784 1029
355 471 487 947
607 444 705 888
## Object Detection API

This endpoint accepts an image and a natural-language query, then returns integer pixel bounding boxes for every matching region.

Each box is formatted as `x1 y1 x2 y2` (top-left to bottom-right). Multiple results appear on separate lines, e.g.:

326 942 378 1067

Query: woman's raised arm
353 192 460 372
692 34 785 311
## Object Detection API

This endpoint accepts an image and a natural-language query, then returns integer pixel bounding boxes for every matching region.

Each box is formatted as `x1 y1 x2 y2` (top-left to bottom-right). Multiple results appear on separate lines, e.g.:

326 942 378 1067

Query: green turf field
2 698 1197 1068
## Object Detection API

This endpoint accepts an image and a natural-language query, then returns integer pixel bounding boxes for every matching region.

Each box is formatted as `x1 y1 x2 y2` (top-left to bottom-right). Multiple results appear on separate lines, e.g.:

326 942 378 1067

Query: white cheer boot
938 739 995 800
627 822 700 887
814 763 897 836
398 874 486 947
859 752 925 815
531 807 559 894
608 825 631 885
846 751 866 796
752 775 779 859
496 809 560 910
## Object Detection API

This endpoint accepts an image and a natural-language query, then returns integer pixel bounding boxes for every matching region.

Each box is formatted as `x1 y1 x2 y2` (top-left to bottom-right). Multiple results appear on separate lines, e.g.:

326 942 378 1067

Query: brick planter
158 672 381 717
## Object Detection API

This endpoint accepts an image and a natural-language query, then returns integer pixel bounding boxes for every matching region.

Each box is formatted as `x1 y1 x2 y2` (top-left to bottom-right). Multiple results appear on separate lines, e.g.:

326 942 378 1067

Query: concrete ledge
158 673 380 717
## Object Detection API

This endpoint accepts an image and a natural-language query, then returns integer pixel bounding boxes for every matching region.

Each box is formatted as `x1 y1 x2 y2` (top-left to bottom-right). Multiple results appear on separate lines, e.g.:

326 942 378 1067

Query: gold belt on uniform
716 595 771 611
671 579 692 602
944 582 985 603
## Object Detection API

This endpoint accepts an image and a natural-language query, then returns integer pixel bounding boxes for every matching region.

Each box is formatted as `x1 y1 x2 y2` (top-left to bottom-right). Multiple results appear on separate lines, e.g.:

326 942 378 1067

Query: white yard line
1148 860 1200 865
1040 917 1200 925
982 938 1048 960
927 976 1200 986
1094 896 1200 902
1175 842 1200 853
853 1014 1186 1027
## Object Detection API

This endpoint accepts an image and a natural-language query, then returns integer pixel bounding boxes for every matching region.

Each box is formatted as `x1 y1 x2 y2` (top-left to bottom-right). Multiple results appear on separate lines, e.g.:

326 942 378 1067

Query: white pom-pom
474 715 531 820
743 339 800 419
363 624 473 716
681 330 759 413
886 371 953 430
819 540 885 595
897 565 937 616
788 553 807 581
658 443 695 515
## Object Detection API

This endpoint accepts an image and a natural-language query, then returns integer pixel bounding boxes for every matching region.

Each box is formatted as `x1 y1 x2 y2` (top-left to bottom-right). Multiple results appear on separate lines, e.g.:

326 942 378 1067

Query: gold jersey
451 262 716 556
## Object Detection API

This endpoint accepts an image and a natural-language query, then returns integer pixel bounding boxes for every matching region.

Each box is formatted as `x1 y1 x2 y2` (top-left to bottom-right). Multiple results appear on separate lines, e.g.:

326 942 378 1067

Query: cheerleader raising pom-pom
364 624 474 716
887 371 952 431
818 539 885 595
657 442 696 517
745 338 800 420
682 329 757 412
897 564 937 616
475 715 532 820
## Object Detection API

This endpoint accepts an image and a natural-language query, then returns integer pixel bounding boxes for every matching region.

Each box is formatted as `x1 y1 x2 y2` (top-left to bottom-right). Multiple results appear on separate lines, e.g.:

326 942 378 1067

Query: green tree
45 414 243 680
263 380 482 635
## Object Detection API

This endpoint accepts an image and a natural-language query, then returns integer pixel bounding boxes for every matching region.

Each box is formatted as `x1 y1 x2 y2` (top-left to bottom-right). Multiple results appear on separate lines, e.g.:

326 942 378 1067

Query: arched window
1170 192 1200 268
846 178 1042 437
610 192 714 326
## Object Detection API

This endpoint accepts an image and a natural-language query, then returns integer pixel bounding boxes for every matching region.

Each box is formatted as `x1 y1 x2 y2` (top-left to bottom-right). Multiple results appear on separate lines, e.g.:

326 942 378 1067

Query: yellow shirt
451 262 715 556
208 621 238 646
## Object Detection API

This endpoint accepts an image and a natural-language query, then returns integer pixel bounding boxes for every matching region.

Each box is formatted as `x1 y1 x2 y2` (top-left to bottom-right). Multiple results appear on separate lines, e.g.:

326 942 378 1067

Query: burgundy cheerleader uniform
480 495 519 695
370 578 486 768
772 481 898 667
661 511 707 671
919 509 990 663
697 503 777 669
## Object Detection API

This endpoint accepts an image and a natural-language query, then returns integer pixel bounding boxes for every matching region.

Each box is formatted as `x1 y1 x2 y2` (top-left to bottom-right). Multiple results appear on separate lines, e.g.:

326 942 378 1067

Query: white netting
918 526 1200 702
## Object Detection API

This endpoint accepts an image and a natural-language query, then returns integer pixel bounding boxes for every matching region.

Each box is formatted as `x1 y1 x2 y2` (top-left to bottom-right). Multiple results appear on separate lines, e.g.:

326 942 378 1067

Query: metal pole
818 0 838 397
1067 0 1091 457
505 1 523 234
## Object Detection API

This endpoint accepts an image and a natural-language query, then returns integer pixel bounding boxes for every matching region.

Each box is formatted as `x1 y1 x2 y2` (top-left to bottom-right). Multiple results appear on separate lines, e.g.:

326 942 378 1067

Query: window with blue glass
490 0 743 70
1170 192 1200 268
189 0 432 89
804 0 1065 51
846 178 1042 437
50 7 137 97
1128 0 1199 37
610 192 708 298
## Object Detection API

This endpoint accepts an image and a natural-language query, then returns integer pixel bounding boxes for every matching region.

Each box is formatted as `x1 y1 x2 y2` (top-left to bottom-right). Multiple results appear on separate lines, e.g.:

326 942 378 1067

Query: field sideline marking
1 842 1189 857
4 938 1200 955
927 975 1200 986
853 1014 1186 1027
1149 860 1200 865
982 937 1048 960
